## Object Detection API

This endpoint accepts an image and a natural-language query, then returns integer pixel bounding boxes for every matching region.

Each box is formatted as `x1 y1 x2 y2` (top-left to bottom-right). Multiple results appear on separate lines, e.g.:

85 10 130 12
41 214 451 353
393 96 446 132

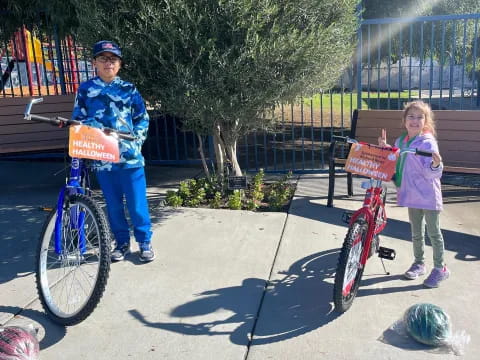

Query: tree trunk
197 134 211 178
213 122 243 177
213 127 225 176
225 141 242 176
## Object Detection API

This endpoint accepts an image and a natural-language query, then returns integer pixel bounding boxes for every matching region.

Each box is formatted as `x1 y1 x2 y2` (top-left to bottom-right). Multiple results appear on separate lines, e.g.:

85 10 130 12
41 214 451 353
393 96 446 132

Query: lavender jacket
394 133 443 211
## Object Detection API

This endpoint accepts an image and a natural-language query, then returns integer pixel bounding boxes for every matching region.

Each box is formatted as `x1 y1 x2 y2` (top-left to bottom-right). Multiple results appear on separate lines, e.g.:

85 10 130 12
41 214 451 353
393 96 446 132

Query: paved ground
0 161 479 359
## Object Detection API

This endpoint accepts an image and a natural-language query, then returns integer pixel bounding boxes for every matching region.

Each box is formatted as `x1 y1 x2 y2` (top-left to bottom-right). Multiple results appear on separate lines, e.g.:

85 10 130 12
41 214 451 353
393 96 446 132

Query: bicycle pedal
378 246 396 260
342 211 353 224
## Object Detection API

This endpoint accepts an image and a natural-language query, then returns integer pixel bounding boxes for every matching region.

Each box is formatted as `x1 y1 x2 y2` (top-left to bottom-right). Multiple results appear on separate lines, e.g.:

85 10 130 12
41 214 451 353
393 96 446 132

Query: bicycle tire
35 194 111 325
333 219 368 313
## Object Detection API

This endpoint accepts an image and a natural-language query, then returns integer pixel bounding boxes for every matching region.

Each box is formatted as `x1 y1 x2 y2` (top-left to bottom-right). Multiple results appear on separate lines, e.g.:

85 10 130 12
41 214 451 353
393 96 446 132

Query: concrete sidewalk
1 161 479 359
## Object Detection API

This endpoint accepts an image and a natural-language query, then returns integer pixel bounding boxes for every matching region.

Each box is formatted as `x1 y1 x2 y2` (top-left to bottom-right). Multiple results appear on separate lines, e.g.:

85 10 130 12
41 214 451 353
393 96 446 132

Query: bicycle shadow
0 306 67 350
128 249 342 346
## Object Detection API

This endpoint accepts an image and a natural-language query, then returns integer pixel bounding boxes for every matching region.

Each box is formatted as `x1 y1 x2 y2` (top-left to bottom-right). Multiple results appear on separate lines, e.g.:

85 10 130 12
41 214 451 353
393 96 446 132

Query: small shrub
209 191 223 209
178 180 191 199
245 199 257 211
165 170 295 212
227 190 243 210
166 190 183 207
186 179 206 207
265 171 294 211
247 169 264 209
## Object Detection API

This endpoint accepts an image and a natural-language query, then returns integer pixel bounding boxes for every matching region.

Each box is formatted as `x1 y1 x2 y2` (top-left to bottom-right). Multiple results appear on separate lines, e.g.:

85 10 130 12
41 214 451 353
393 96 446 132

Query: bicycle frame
54 157 89 255
347 178 387 267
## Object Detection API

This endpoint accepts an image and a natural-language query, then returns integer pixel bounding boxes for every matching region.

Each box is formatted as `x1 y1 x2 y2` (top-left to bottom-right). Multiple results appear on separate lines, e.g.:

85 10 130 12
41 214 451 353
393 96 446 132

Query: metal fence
2 13 480 172
357 13 480 111
239 13 480 173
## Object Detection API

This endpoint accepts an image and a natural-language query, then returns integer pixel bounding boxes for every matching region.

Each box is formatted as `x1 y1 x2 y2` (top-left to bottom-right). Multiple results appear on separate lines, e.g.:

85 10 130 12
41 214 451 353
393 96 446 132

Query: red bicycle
332 135 433 313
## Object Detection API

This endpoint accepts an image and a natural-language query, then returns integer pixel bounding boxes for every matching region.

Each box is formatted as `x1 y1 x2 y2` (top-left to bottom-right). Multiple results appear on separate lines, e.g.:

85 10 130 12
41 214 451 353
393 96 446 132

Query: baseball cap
92 40 122 59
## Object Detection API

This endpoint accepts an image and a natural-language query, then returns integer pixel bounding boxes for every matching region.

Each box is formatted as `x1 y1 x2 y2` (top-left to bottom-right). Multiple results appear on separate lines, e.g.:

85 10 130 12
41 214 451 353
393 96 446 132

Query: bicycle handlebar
331 135 433 158
401 148 433 157
24 98 137 141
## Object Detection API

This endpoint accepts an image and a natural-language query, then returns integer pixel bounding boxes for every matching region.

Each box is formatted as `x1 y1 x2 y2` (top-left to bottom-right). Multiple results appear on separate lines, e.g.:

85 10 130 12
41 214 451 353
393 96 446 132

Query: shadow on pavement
289 196 480 263
0 194 51 285
128 249 341 345
0 306 66 349
0 187 182 286
357 275 425 297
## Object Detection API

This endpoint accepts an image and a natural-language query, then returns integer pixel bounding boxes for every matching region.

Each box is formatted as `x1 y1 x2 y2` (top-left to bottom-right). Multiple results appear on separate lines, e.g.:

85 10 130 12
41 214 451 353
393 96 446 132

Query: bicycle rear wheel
35 194 111 325
333 219 368 313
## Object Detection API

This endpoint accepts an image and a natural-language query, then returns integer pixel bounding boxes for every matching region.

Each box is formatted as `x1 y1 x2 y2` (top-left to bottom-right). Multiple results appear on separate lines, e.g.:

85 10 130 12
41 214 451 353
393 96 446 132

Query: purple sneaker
404 263 427 280
423 266 450 288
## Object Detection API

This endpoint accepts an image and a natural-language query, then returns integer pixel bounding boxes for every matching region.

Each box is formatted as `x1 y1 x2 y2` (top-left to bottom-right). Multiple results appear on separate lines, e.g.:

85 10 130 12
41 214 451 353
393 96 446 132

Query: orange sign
344 143 399 181
69 125 120 162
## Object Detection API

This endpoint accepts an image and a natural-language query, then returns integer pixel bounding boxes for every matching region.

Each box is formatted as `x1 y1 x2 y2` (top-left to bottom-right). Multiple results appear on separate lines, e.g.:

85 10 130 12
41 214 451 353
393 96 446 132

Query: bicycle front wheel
333 219 368 313
36 194 111 325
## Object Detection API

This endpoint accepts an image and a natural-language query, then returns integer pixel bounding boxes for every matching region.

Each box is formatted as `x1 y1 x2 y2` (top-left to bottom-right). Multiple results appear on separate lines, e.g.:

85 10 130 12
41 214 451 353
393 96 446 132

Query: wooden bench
327 109 480 207
0 95 75 155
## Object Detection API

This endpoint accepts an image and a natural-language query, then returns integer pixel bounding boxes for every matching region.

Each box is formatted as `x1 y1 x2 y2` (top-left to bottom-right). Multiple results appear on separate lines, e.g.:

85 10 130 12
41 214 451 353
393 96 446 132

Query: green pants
408 208 445 268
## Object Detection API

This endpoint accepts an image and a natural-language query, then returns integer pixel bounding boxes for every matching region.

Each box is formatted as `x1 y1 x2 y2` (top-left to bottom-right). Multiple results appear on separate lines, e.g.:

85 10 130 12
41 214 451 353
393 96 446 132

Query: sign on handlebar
345 143 399 181
69 125 120 162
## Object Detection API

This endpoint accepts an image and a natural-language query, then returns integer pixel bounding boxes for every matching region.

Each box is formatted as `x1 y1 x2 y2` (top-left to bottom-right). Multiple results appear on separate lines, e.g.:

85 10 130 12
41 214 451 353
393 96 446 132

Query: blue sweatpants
96 167 152 248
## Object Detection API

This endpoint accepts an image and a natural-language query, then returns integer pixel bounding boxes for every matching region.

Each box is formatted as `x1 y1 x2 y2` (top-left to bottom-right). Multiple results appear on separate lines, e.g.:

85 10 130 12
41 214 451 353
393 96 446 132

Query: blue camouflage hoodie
72 76 149 171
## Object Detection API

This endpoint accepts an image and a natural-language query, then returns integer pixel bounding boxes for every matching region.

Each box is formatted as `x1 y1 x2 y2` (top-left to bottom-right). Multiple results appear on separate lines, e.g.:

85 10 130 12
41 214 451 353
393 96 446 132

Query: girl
379 100 449 288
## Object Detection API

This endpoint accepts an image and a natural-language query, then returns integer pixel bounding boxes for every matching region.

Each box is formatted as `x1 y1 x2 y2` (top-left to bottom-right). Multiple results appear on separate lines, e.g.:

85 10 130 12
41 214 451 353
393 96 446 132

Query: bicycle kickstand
380 257 390 275
378 246 396 275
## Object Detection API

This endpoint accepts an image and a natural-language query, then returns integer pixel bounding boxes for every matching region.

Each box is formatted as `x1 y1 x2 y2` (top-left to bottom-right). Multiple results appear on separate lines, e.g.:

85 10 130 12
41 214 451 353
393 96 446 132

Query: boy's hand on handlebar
103 128 119 139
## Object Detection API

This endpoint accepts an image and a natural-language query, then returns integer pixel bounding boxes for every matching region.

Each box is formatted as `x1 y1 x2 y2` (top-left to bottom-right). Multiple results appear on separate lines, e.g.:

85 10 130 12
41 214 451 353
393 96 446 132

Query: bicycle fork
54 186 87 256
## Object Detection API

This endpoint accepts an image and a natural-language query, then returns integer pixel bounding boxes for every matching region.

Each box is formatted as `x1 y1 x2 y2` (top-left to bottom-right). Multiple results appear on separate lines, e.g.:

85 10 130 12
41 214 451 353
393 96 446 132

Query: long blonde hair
402 100 436 137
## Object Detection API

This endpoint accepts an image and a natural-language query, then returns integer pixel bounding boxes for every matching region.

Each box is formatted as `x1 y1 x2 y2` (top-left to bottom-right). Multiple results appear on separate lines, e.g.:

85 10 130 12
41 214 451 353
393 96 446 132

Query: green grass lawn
303 90 420 111
274 90 422 128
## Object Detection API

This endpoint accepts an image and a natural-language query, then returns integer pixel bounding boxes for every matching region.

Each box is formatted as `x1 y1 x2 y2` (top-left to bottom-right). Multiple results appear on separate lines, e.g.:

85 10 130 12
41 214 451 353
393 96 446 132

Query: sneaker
139 244 155 262
423 266 450 288
404 263 427 280
111 243 130 262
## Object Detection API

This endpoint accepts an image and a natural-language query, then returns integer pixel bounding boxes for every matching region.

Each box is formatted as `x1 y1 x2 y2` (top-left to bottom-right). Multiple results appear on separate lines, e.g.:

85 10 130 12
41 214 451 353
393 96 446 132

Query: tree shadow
128 248 423 346
0 306 66 350
128 249 340 345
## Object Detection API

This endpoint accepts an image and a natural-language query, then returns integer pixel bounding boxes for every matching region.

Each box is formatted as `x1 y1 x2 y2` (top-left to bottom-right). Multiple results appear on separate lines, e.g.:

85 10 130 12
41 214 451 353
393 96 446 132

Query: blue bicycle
24 98 134 325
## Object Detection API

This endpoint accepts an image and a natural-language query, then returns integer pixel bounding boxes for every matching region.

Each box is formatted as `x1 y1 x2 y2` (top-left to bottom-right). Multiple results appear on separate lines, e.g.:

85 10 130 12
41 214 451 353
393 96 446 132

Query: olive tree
1 0 359 176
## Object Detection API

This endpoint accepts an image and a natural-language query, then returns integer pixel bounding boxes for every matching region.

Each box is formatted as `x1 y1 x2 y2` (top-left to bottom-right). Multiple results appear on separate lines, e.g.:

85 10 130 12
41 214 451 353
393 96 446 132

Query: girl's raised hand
378 128 390 147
